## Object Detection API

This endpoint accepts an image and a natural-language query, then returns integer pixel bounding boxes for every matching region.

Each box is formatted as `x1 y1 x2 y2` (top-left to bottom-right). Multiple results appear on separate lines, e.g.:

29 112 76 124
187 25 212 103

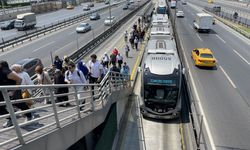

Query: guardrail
0 6 31 15
168 5 208 150
0 2 123 51
0 71 130 149
204 7 250 27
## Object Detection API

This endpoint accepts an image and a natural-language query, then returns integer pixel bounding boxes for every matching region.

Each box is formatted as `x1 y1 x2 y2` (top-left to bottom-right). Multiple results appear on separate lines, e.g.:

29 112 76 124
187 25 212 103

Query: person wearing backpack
77 60 89 80
65 62 87 107
53 55 63 70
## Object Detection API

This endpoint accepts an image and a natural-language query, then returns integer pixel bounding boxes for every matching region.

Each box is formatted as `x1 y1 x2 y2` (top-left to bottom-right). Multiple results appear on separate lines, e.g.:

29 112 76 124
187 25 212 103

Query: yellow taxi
191 48 216 67
67 4 74 10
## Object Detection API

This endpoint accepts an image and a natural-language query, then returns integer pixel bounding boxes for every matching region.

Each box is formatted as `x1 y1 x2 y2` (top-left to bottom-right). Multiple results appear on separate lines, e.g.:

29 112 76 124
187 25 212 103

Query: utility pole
109 0 112 27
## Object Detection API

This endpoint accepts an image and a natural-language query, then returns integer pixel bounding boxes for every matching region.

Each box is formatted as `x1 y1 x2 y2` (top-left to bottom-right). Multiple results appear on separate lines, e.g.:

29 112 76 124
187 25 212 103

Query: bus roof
144 52 180 75
146 38 176 53
150 26 171 35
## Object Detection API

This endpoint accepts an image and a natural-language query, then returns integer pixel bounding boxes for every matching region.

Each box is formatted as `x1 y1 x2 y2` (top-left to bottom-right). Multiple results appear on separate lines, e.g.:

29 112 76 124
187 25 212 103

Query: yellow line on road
130 43 145 81
180 123 186 150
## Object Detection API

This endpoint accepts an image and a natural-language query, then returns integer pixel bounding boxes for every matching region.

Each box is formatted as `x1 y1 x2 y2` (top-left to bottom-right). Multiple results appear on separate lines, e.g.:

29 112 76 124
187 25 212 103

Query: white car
176 11 184 17
76 22 91 33
83 5 90 11
104 16 116 26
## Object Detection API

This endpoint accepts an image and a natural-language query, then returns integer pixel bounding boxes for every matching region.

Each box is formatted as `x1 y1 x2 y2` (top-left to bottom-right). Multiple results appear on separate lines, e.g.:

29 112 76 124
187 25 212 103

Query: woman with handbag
11 64 34 108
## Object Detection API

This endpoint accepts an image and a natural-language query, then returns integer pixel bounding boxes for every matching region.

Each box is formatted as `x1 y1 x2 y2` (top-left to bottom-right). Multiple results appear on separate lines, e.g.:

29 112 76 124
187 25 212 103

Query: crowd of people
0 51 130 128
0 18 146 128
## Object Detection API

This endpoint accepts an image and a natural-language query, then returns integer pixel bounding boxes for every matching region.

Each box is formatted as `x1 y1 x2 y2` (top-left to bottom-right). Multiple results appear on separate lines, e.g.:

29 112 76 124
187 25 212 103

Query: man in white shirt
88 54 103 97
116 53 123 68
65 62 87 103
102 53 109 68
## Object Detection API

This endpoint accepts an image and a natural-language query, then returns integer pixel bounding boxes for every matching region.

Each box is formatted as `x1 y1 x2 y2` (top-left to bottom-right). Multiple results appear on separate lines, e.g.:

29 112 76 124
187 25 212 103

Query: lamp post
109 0 112 27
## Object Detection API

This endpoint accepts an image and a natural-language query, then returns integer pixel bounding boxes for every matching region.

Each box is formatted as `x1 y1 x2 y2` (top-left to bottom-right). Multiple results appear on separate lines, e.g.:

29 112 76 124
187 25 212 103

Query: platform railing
0 71 130 149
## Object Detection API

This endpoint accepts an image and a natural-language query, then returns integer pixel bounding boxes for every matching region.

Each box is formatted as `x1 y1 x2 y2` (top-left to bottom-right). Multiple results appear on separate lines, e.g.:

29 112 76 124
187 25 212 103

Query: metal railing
0 6 31 15
0 71 130 149
204 7 250 27
0 2 124 51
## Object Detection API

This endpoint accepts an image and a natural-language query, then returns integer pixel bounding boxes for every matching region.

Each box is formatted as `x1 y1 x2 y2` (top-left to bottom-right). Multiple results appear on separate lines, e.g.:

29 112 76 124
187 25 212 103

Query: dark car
0 20 15 30
15 58 44 77
90 12 100 20
123 4 129 10
105 1 110 4
89 2 94 7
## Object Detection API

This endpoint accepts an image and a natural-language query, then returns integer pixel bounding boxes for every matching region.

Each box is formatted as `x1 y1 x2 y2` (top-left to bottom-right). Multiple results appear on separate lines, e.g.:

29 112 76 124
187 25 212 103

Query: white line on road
179 34 216 150
196 33 203 41
55 41 74 53
219 66 237 88
233 49 250 65
216 35 226 43
32 41 55 52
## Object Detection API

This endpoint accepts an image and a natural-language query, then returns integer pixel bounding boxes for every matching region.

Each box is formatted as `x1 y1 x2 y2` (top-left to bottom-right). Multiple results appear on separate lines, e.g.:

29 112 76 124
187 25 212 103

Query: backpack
110 54 116 62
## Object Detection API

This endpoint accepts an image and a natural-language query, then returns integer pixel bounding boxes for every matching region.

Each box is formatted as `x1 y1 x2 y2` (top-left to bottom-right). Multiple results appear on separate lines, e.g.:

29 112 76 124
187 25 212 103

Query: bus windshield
144 85 178 103
157 7 166 14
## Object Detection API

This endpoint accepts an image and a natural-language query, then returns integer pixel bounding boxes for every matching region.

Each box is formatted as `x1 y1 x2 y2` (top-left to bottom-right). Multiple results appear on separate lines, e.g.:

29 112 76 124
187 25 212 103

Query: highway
174 1 250 149
0 2 137 67
0 2 111 41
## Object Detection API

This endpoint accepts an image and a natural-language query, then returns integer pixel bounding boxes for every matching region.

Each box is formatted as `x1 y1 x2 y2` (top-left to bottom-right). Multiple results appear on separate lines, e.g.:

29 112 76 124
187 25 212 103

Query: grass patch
238 26 250 34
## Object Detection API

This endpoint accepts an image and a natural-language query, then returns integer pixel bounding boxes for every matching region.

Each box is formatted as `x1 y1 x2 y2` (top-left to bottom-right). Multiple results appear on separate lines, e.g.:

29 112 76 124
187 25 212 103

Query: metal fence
0 6 31 15
0 71 130 149
205 7 250 28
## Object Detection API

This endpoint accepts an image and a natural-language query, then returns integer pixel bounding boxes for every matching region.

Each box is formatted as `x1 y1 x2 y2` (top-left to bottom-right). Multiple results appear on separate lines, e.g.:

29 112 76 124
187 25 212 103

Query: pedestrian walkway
0 15 147 150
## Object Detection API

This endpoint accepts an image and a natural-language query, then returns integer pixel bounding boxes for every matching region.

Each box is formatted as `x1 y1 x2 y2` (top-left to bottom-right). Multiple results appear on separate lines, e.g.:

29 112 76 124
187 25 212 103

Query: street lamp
108 0 112 27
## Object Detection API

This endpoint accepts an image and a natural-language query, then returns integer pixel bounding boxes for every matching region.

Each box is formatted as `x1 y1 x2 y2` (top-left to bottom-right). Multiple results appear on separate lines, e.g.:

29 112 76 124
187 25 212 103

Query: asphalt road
174 2 250 150
0 2 135 66
0 2 111 41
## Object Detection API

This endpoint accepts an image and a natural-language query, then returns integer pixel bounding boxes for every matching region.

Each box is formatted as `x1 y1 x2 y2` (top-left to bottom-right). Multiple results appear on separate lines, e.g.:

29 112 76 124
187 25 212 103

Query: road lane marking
32 41 55 52
219 66 237 88
179 34 216 150
55 41 74 53
196 33 203 41
233 49 250 65
216 35 226 43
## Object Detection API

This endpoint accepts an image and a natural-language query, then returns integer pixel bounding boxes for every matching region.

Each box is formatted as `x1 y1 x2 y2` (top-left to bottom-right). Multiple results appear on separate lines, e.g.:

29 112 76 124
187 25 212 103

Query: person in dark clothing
54 69 69 107
77 61 89 80
53 55 63 70
0 60 33 128
110 53 117 66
